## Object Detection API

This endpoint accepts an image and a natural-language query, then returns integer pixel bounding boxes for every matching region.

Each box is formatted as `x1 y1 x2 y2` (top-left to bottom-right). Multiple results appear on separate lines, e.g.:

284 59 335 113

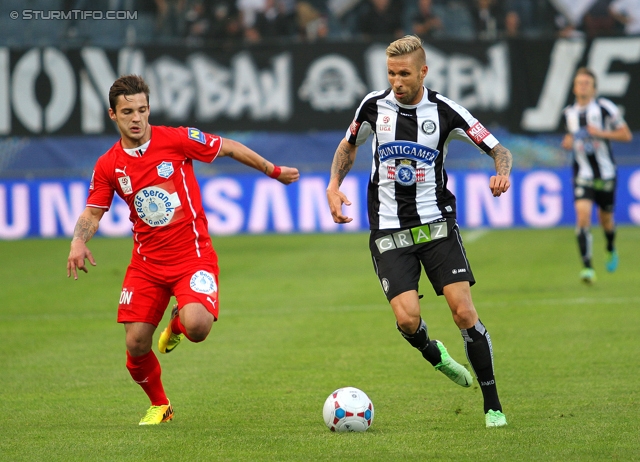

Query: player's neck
120 127 152 149
575 95 594 107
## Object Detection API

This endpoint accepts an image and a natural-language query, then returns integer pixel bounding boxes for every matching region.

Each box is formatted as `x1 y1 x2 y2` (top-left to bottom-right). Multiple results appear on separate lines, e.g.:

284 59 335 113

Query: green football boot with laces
434 340 472 387
485 409 507 428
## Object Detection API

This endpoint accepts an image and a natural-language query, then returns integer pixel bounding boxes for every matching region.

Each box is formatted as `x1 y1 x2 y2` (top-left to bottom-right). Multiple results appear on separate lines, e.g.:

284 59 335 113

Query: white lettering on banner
522 39 585 131
154 56 195 120
588 38 640 99
299 54 367 111
299 177 340 232
99 197 132 236
39 182 86 237
465 173 513 228
189 55 232 121
0 184 29 239
629 170 640 224
0 48 9 134
10 48 76 134
521 171 563 227
202 178 244 235
523 37 640 131
248 179 293 233
365 43 508 111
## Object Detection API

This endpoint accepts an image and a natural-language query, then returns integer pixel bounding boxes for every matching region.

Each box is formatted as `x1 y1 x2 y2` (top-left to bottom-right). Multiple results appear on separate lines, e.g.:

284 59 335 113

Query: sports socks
397 318 442 367
126 350 168 406
604 229 616 252
170 312 199 342
577 227 593 268
461 320 502 413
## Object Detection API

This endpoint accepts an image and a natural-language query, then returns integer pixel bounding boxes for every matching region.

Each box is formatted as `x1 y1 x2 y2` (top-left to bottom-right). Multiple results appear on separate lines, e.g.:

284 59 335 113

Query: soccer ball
323 387 374 432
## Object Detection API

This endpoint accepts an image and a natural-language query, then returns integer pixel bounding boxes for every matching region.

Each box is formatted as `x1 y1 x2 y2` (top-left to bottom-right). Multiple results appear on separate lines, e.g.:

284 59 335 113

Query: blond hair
386 35 426 65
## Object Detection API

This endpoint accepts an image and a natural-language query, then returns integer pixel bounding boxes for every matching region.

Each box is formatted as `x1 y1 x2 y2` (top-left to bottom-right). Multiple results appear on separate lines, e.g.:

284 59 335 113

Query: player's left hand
275 166 300 185
489 175 510 197
586 125 603 138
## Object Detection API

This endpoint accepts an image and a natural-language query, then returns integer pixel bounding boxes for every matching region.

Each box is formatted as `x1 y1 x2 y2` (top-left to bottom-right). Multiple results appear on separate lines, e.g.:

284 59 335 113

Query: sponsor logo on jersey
379 124 392 132
421 119 436 135
382 116 390 123
134 185 182 227
187 127 206 144
156 161 174 179
374 221 449 254
118 175 133 195
452 268 467 274
383 100 399 111
466 122 491 144
190 270 217 294
349 119 361 136
89 170 95 190
208 135 219 147
378 141 439 165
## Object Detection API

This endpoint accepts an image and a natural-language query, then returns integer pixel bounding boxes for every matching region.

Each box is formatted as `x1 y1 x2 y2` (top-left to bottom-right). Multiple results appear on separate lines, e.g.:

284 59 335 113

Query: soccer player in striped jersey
561 67 632 284
67 75 299 425
327 35 512 428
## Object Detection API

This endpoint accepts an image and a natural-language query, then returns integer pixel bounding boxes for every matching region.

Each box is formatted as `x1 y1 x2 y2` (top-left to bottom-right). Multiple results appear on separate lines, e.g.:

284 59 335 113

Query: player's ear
108 107 116 121
422 65 428 79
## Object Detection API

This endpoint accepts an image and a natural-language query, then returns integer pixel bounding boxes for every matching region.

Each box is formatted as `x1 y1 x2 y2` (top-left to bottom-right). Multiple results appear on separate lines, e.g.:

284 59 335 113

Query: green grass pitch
1 227 639 461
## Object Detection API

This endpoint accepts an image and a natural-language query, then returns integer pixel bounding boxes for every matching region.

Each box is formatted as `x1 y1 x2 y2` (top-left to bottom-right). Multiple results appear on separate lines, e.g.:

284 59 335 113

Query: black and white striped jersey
346 86 499 230
562 97 625 182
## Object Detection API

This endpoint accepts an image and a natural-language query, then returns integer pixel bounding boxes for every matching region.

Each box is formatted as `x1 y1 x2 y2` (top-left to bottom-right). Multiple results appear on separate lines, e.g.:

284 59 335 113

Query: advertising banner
2 167 639 239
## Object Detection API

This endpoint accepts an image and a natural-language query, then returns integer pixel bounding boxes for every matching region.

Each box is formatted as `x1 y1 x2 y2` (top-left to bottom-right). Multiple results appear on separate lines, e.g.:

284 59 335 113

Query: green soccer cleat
485 409 507 428
434 340 472 387
158 305 184 354
606 250 618 273
580 268 597 285
139 402 174 425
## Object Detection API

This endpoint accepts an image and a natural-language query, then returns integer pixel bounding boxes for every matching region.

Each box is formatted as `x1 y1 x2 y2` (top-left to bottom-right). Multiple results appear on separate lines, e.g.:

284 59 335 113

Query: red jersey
87 125 222 262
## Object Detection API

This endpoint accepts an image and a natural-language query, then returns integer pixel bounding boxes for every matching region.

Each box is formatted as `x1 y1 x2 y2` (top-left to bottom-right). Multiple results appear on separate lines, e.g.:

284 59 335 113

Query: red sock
171 314 196 342
126 350 168 406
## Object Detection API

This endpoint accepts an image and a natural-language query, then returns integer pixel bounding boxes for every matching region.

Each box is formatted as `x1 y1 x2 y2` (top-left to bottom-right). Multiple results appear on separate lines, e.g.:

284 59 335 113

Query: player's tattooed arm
487 143 512 177
330 139 357 186
71 208 104 243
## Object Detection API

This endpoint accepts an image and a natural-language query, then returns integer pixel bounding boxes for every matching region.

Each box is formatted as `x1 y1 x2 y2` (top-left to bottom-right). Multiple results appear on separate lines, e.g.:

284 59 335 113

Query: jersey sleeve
86 155 115 210
179 126 223 163
598 98 627 129
436 93 499 154
345 90 385 146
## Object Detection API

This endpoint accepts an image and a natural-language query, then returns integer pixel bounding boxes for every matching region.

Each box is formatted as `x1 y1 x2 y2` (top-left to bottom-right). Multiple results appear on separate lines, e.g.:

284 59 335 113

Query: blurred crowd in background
0 0 638 48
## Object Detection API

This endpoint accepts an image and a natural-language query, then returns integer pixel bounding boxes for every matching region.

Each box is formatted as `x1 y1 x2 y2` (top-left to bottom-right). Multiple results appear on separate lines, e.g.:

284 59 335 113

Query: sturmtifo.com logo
10 10 137 20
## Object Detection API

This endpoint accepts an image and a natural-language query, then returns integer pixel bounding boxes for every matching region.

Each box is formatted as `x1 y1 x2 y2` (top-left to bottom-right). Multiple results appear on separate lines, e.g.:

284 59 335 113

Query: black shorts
369 221 475 301
574 178 616 213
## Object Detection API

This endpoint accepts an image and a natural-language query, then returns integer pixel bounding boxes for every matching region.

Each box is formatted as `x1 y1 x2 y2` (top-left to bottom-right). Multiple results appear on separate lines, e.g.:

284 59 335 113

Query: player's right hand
67 240 97 280
275 166 300 185
327 188 353 223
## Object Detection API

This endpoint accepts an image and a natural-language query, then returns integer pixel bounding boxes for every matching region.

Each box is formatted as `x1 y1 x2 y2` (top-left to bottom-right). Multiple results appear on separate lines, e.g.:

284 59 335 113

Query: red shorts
117 252 220 326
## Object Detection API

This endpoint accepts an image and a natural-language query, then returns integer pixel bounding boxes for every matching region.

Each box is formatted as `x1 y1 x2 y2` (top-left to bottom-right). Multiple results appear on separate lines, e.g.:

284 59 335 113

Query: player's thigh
118 264 172 327
172 258 220 321
370 231 422 302
594 180 616 215
418 226 475 296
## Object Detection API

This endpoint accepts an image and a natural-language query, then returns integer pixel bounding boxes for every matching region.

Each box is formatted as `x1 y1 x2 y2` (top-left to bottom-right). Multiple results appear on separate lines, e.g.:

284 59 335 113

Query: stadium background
1 0 639 238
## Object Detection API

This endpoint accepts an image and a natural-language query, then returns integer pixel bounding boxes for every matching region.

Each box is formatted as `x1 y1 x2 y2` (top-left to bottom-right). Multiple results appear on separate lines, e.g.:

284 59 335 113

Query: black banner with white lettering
1 37 639 136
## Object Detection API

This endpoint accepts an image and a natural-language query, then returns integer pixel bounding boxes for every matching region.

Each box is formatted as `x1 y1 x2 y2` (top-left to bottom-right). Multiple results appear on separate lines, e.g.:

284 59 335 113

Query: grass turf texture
1 228 639 461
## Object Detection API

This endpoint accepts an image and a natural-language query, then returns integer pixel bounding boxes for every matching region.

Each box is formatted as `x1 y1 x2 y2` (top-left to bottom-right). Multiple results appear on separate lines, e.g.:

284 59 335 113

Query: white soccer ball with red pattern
323 387 374 432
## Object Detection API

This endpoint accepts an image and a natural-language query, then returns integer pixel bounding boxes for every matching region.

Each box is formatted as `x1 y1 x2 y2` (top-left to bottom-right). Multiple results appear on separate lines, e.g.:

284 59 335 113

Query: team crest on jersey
421 120 436 135
188 127 206 144
134 184 182 227
156 161 174 179
190 270 217 294
396 163 417 186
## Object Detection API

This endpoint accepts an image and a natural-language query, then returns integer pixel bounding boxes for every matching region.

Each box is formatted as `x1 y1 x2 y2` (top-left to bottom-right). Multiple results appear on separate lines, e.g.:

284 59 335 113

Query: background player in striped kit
561 67 632 284
327 35 512 428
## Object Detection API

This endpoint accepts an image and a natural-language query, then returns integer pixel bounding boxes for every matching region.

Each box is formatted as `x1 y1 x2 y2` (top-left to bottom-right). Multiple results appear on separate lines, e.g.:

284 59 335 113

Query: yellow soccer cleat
158 305 184 354
139 402 174 425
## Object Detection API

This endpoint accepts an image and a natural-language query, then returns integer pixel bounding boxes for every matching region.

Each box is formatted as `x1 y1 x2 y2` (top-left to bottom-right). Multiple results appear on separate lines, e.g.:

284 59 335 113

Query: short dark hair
574 67 597 88
108 75 150 111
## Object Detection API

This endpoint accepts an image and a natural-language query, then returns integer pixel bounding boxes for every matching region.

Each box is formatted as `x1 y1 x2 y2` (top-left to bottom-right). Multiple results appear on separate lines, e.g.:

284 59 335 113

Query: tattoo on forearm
227 151 235 158
262 161 269 174
73 216 97 243
488 144 513 176
331 143 354 186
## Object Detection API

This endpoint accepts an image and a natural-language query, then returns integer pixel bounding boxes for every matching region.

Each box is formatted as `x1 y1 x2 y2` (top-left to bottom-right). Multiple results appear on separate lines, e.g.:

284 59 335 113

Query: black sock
397 319 442 367
461 320 502 413
605 229 616 252
577 227 592 268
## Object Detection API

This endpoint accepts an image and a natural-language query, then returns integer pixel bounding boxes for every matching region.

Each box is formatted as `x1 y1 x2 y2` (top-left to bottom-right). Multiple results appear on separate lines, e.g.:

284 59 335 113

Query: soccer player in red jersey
66 75 299 425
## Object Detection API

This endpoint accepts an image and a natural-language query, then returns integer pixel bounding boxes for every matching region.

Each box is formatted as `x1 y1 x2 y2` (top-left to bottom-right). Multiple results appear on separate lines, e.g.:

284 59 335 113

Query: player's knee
126 337 152 356
185 323 211 343
396 314 419 335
